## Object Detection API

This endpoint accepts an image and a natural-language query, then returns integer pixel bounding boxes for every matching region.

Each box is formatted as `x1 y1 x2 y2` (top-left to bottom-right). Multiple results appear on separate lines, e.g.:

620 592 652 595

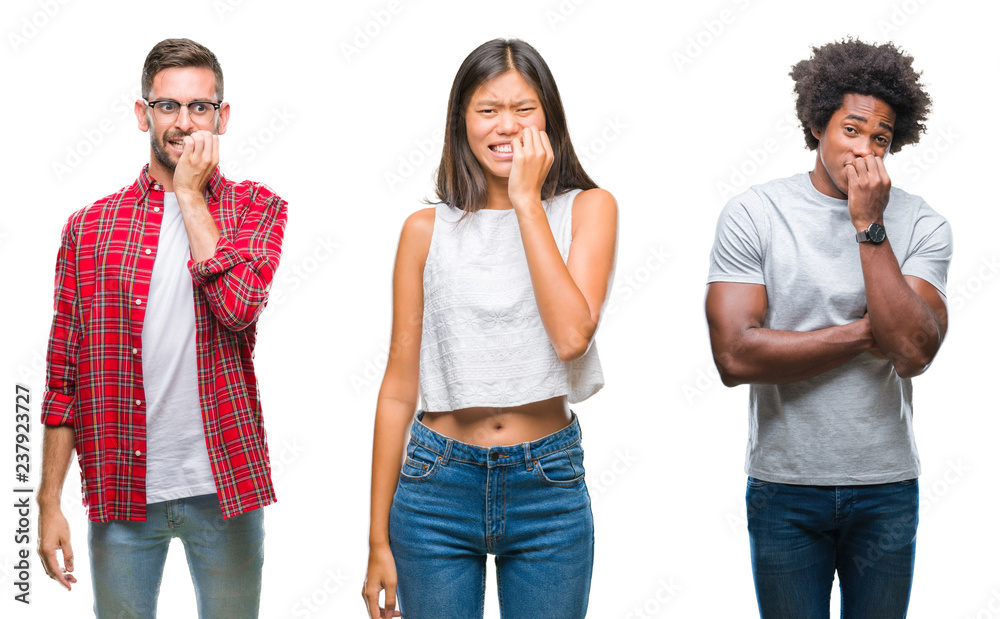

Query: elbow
221 318 254 332
553 323 597 363
719 373 743 388
713 351 747 388
893 364 925 380
216 298 266 332
717 368 744 388
890 353 934 379
554 340 589 363
224 314 258 332
200 267 273 331
884 334 940 379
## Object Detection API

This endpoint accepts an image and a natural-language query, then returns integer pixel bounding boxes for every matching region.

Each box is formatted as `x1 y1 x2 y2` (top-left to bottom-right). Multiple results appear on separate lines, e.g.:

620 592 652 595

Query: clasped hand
846 154 891 228
173 130 219 197
508 126 554 210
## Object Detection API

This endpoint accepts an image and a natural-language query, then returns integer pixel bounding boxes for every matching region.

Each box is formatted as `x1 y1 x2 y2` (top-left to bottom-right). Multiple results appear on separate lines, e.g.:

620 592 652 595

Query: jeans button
490 452 499 461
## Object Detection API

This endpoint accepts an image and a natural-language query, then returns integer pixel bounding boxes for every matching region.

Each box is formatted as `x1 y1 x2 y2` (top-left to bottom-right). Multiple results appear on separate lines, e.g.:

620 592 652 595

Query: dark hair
142 38 224 101
434 39 596 212
790 38 931 154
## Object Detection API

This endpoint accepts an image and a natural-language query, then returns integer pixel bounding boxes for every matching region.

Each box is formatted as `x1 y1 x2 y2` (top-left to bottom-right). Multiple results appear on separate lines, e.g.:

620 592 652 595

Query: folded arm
848 155 949 378
516 187 618 362
186 187 288 332
705 282 877 387
858 250 948 378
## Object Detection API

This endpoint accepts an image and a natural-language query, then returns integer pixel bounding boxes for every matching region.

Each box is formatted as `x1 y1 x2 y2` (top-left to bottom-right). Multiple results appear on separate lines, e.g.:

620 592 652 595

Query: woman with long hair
362 38 617 619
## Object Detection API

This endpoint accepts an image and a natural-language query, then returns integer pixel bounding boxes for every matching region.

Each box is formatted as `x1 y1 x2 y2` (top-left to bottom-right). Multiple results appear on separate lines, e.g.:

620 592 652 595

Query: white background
2 0 997 617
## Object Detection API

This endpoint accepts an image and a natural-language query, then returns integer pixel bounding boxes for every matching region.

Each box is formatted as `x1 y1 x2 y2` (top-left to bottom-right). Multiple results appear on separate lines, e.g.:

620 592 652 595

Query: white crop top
419 188 605 412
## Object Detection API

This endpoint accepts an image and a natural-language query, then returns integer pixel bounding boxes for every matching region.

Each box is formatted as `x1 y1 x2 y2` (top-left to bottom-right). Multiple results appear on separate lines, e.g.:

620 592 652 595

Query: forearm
713 320 873 387
859 241 943 377
516 201 595 361
176 190 221 262
38 425 75 509
187 196 286 331
367 397 414 548
196 258 273 330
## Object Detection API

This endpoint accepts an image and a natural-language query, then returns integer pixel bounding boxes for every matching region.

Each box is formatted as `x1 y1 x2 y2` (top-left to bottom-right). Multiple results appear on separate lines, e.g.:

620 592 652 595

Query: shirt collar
137 164 225 200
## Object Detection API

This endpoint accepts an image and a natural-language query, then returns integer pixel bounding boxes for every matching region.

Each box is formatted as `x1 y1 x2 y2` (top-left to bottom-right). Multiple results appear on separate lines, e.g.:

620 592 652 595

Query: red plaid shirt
42 166 287 522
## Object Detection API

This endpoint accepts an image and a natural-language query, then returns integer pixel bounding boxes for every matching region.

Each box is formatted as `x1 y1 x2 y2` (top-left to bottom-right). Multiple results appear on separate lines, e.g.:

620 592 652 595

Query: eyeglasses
144 99 221 125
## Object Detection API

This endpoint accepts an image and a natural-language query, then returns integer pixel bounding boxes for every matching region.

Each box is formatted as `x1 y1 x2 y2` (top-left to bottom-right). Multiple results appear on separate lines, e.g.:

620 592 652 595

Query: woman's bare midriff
421 395 572 447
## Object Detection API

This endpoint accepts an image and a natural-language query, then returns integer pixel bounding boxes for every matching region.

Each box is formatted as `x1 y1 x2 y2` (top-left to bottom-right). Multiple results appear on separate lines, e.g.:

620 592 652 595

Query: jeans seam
485 466 494 553
485 559 492 619
568 449 580 477
496 556 504 619
499 467 506 542
486 467 508 552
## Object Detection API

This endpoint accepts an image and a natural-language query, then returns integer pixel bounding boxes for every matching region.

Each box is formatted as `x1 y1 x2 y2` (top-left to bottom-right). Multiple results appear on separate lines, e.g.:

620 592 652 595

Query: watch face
869 223 887 243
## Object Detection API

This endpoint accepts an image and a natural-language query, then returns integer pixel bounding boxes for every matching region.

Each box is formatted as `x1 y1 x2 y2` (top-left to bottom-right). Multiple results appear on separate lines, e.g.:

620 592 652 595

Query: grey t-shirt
707 172 952 485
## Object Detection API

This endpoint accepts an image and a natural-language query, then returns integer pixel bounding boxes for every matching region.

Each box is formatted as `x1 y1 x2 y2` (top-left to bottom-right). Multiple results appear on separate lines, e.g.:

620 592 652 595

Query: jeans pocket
747 476 770 489
399 443 442 482
535 447 586 488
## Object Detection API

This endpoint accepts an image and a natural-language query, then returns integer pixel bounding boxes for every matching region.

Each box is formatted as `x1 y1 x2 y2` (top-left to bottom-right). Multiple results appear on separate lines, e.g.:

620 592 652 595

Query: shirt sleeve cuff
41 391 74 426
188 236 241 285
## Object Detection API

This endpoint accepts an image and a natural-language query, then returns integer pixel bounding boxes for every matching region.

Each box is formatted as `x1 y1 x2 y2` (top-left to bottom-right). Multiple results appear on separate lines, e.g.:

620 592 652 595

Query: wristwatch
855 222 886 244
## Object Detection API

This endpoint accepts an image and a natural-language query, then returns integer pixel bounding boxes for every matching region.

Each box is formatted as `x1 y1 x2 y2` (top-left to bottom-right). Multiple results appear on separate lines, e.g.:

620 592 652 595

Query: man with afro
705 39 951 617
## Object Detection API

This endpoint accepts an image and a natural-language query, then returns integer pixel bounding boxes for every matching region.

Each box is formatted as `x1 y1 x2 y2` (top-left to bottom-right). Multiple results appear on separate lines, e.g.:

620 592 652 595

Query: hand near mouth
172 129 223 262
846 155 891 230
173 130 220 198
508 126 554 211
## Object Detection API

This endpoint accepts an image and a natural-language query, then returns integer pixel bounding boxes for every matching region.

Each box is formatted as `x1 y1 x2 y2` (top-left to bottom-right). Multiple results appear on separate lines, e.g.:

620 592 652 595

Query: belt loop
523 442 532 471
442 439 453 466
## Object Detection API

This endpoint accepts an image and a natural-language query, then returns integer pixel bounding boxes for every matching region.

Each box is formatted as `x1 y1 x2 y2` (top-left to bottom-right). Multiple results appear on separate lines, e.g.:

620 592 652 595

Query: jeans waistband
410 412 582 468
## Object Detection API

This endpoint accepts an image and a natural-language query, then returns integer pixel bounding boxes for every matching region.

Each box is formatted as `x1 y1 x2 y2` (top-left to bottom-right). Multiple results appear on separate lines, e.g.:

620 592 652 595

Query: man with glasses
37 38 286 617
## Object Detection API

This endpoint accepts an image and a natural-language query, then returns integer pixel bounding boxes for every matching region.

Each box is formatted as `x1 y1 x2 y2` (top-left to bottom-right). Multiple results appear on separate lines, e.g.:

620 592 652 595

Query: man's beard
149 129 187 172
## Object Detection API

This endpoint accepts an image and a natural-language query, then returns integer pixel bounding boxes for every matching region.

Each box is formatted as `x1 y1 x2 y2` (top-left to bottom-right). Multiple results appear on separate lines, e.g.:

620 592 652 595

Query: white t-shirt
142 192 216 503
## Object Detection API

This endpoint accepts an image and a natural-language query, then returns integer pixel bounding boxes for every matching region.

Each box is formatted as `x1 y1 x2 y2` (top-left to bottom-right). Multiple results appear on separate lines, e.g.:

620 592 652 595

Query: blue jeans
389 413 594 618
88 493 264 618
746 477 919 619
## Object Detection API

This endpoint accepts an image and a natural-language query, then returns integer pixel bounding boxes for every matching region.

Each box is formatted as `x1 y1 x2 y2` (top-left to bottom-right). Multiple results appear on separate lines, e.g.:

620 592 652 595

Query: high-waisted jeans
389 412 594 618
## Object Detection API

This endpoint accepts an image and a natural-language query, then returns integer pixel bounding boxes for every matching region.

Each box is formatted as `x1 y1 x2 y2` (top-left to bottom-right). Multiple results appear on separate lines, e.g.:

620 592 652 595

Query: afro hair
790 38 931 154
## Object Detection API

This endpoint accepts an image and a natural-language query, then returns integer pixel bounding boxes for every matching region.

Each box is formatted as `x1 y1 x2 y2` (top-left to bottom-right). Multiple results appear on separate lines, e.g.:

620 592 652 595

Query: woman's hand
362 543 402 618
508 126 554 210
